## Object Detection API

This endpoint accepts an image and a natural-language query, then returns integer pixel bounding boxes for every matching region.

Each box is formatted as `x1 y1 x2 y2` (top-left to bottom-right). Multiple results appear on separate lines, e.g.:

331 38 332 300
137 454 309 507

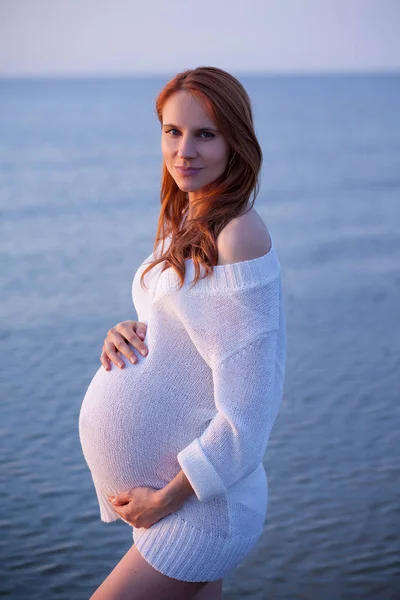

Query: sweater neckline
185 230 274 268
154 231 279 295
179 209 275 270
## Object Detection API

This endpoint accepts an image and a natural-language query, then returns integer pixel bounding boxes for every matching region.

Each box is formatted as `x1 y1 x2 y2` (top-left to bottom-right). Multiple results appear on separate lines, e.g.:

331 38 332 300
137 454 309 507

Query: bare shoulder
216 208 271 266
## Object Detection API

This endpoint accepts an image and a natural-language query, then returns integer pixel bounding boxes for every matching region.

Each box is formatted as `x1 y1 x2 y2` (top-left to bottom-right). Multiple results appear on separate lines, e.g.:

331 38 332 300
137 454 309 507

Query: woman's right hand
100 320 148 371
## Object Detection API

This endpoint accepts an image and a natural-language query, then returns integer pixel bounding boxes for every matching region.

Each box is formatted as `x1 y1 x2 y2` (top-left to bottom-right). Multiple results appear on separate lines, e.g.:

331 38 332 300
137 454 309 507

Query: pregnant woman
79 66 287 600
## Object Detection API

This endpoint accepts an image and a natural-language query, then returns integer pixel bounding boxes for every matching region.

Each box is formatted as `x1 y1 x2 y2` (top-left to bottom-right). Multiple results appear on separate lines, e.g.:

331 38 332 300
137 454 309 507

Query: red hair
140 66 263 291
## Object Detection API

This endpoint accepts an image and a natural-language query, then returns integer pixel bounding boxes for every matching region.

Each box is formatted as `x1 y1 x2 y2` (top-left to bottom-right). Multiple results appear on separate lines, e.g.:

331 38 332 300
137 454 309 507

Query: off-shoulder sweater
78 229 287 582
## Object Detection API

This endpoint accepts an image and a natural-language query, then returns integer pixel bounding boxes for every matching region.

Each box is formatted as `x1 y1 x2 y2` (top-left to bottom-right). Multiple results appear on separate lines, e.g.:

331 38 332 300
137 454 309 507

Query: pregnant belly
78 355 183 491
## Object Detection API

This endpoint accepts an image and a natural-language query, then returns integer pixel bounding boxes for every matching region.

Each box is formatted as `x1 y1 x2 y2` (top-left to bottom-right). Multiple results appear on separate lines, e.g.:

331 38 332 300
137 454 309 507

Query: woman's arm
157 469 196 511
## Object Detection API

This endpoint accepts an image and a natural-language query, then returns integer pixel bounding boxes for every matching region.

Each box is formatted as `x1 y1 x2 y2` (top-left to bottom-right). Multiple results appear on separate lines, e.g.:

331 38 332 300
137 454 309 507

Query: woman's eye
165 129 214 139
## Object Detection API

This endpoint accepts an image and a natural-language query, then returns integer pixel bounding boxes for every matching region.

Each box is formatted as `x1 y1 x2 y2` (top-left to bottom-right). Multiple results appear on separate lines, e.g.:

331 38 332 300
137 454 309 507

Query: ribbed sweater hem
94 483 264 581
131 513 263 582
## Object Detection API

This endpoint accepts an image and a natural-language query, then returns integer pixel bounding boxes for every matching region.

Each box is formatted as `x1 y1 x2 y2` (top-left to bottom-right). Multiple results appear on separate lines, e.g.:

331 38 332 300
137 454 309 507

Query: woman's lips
175 167 203 176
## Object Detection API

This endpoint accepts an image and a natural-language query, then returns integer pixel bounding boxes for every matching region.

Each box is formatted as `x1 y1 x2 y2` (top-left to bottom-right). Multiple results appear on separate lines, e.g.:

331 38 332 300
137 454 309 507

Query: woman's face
161 90 230 202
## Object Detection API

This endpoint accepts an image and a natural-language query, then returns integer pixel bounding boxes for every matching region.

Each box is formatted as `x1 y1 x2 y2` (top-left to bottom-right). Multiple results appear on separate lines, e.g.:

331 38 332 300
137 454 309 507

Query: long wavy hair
140 65 263 291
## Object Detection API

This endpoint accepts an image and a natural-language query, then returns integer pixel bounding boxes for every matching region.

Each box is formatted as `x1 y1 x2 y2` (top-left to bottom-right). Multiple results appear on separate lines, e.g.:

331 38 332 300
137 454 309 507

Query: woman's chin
176 182 203 192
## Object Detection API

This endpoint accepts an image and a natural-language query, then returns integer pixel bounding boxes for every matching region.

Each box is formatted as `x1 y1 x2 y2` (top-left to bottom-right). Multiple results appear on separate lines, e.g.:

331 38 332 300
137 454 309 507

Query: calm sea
0 74 399 599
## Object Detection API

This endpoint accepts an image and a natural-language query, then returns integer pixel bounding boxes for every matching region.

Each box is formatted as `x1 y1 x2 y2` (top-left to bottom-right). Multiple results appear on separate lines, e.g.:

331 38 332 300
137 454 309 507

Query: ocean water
0 74 399 599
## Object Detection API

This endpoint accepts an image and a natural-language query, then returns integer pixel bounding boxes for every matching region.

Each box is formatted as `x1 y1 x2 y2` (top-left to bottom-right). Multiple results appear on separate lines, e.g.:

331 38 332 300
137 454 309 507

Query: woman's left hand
108 486 175 529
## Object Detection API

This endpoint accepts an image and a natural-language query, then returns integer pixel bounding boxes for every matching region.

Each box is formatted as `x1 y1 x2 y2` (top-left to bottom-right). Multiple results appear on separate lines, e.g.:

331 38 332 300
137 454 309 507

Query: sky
0 0 399 77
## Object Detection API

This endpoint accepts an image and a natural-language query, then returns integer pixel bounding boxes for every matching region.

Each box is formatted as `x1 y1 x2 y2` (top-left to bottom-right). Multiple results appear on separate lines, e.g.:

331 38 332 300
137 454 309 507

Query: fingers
100 321 148 370
100 349 111 371
102 339 131 369
135 323 147 341
117 323 148 357
100 346 126 370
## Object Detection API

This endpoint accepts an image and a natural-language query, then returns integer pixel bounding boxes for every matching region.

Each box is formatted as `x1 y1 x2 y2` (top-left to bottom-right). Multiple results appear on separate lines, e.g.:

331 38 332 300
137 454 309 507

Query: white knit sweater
78 230 287 582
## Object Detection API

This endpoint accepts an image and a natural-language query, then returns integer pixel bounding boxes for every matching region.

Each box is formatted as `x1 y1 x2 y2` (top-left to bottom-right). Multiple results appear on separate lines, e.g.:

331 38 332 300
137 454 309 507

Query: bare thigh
90 543 222 600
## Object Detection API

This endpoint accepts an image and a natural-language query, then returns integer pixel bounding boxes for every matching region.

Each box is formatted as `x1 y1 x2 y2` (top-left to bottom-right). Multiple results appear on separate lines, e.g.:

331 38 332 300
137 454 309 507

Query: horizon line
0 67 399 81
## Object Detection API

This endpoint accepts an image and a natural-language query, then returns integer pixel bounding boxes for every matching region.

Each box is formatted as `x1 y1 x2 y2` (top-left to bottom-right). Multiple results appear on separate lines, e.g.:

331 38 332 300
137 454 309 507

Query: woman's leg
90 543 210 600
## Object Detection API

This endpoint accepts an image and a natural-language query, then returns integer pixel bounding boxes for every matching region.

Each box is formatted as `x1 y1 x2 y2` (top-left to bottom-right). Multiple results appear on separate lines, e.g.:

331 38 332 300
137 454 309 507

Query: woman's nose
177 136 196 159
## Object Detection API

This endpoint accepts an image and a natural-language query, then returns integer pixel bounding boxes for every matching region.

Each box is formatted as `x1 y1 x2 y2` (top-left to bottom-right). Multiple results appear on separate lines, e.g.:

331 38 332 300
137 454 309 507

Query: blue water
0 74 399 599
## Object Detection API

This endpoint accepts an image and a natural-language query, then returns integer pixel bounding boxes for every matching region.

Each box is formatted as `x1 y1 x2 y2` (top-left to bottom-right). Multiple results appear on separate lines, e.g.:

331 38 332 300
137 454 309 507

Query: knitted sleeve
175 275 286 503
